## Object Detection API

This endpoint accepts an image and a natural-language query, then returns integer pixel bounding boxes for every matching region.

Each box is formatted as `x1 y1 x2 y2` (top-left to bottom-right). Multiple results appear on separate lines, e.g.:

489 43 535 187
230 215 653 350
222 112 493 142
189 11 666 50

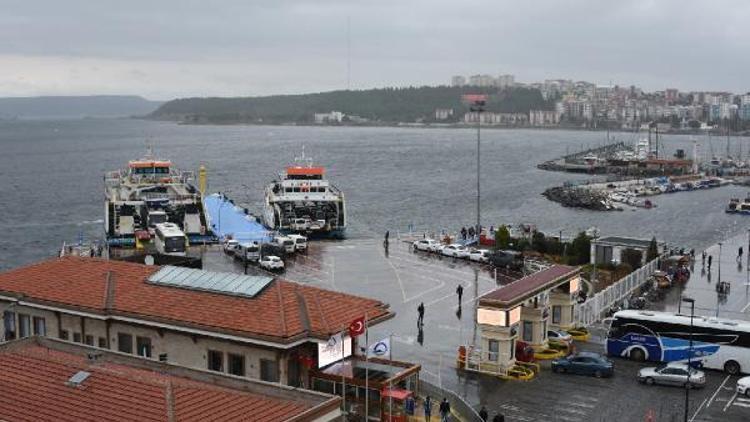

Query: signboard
477 308 505 326
569 276 580 294
462 94 488 104
508 306 521 326
317 335 352 368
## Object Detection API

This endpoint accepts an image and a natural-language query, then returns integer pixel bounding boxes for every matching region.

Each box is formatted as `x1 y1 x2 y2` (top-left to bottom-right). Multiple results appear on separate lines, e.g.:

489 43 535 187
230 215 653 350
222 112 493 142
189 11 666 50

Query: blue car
551 352 614 378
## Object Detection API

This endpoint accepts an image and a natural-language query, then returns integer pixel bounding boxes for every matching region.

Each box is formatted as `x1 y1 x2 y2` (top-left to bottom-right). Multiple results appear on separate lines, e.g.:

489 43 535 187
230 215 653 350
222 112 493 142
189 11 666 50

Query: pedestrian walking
439 398 451 422
423 396 433 421
479 406 488 421
385 230 390 243
708 255 713 270
702 251 706 266
417 302 425 327
456 284 464 306
738 246 743 263
461 227 467 240
468 226 475 238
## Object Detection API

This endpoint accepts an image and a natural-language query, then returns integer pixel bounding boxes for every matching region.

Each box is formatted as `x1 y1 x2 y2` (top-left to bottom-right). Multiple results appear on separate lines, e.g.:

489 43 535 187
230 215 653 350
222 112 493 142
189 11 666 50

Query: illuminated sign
569 277 580 294
317 336 352 368
508 306 521 326
477 308 505 326
462 94 488 104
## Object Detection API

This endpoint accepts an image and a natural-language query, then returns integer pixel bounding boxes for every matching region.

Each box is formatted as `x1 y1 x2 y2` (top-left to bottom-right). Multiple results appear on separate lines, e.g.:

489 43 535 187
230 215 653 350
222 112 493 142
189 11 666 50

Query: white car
260 255 285 271
441 244 470 258
547 329 573 345
469 249 491 263
738 376 750 397
413 239 441 252
223 239 240 255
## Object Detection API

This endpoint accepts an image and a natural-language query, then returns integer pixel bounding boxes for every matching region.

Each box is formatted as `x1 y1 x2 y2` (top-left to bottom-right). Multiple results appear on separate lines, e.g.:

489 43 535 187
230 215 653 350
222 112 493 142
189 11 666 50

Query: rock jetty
542 186 618 211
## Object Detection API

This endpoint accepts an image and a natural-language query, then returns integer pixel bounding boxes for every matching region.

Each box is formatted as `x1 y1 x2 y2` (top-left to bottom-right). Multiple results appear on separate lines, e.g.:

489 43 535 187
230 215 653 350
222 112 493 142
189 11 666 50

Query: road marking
707 375 732 408
741 301 750 313
382 253 407 302
723 392 738 412
734 396 750 408
689 397 708 422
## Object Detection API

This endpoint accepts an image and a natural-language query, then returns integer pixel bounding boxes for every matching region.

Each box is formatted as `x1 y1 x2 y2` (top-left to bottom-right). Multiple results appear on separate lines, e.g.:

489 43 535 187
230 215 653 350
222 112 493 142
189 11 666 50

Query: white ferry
262 154 346 239
104 149 213 247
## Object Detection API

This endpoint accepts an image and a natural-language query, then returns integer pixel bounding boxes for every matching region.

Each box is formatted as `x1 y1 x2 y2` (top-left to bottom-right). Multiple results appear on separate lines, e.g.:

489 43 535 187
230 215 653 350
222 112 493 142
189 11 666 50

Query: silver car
637 362 706 388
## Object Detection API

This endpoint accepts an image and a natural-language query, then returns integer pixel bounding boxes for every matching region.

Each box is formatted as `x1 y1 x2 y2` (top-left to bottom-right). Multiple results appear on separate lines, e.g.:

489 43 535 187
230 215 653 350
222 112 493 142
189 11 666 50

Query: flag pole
341 330 346 418
364 312 369 421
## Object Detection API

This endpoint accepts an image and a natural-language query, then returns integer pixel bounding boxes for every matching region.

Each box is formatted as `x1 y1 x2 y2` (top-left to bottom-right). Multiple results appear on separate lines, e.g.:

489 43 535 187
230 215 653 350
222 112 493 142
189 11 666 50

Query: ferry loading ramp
203 193 272 244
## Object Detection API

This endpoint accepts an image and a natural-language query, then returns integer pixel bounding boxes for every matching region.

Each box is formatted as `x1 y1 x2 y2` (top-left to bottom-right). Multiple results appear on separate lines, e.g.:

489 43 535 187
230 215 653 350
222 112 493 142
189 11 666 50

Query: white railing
573 255 664 327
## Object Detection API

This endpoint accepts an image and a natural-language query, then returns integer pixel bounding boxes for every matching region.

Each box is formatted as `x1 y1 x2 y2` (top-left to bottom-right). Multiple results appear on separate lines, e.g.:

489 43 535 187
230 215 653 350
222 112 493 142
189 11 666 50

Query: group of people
460 226 476 240
420 397 504 422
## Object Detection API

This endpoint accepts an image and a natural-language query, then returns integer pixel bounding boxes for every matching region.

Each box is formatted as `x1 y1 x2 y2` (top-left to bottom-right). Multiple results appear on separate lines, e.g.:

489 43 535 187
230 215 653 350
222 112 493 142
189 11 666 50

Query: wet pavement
195 235 750 421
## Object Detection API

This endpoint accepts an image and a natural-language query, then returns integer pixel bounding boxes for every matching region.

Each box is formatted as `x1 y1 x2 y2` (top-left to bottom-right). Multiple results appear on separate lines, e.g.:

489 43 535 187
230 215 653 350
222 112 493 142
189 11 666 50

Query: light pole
717 242 723 317
682 297 695 422
469 97 485 239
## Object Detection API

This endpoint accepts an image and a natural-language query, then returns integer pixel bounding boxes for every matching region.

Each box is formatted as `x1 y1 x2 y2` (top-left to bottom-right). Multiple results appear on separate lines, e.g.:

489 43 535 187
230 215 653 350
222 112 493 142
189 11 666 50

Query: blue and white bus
606 310 750 375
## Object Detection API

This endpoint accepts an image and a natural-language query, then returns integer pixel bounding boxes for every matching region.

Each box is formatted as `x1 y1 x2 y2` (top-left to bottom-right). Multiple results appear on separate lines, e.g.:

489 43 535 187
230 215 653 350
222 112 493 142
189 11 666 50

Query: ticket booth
463 265 581 377
380 388 414 422
549 274 582 331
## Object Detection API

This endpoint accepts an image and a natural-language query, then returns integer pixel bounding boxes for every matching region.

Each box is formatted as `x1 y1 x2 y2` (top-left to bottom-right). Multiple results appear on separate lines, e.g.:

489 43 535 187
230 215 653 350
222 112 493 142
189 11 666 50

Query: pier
203 193 272 243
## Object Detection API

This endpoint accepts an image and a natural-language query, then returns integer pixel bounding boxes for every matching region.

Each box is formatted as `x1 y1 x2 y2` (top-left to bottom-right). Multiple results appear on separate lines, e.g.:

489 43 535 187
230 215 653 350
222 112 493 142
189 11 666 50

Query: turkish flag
348 316 365 337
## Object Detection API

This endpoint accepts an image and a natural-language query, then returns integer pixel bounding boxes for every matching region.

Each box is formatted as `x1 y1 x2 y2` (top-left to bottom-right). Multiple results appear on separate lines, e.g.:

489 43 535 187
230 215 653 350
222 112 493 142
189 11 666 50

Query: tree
568 232 592 265
646 237 659 261
495 225 510 249
532 231 547 254
621 248 643 269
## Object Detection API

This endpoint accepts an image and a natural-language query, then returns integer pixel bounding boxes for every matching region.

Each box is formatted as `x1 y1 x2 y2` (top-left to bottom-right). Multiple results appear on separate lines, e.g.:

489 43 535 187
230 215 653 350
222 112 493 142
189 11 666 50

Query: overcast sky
1 0 748 100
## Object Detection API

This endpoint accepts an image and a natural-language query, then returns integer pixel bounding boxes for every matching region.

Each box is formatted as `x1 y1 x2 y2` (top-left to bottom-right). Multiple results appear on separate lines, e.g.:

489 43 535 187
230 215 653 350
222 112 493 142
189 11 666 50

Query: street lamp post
717 242 723 317
469 98 485 239
682 297 695 422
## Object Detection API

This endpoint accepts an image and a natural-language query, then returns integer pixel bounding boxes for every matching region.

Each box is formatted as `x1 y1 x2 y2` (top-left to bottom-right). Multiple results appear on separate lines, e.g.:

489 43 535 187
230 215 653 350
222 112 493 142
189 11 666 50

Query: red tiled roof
0 341 327 422
480 265 579 306
0 257 391 344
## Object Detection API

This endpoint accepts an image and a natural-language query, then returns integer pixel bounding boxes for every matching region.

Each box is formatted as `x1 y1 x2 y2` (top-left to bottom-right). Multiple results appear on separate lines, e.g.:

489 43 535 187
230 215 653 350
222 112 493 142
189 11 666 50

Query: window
136 337 152 358
32 317 46 336
260 359 279 382
488 340 499 362
117 333 133 354
18 314 30 338
228 353 246 376
522 321 533 342
98 337 108 348
552 305 562 324
59 329 69 340
73 332 82 343
208 350 224 372
84 335 94 346
3 311 15 341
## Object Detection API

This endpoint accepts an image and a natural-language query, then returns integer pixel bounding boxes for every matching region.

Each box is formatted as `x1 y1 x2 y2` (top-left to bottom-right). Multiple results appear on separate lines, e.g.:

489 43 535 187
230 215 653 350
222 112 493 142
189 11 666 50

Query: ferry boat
262 154 346 238
726 194 750 215
104 149 213 247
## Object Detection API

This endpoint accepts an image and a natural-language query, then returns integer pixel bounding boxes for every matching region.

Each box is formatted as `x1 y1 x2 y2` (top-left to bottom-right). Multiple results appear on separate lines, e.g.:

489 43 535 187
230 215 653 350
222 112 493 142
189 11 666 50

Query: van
288 234 308 252
237 242 261 261
274 235 296 253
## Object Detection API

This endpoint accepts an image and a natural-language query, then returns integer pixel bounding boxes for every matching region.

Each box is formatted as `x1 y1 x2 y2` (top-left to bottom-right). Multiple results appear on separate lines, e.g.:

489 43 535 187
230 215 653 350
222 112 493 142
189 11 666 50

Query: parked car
737 376 750 397
547 329 573 345
441 244 470 259
223 239 240 255
637 362 706 388
489 249 524 270
412 239 442 252
259 255 285 271
551 352 614 378
469 249 491 263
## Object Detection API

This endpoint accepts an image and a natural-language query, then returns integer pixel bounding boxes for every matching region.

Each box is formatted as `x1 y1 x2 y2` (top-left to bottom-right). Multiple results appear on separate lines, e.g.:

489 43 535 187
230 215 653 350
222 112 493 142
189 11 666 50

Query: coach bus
606 310 750 375
154 222 187 256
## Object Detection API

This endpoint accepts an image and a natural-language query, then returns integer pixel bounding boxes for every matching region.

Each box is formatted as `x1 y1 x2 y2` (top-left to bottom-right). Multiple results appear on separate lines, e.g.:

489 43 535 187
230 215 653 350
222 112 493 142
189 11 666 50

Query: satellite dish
144 255 155 266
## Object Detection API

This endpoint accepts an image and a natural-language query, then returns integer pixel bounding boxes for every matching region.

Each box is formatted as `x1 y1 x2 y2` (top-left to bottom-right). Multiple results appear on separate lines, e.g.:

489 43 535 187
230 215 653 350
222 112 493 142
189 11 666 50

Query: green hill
149 86 554 124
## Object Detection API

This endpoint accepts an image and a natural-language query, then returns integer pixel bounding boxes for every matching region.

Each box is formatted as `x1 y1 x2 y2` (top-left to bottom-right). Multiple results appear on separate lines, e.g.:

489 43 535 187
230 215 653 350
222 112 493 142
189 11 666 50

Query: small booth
459 265 581 379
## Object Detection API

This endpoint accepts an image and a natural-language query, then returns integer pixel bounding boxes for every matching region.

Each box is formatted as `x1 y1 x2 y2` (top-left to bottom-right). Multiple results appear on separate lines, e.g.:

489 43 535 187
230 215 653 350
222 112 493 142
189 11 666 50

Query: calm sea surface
1 118 749 270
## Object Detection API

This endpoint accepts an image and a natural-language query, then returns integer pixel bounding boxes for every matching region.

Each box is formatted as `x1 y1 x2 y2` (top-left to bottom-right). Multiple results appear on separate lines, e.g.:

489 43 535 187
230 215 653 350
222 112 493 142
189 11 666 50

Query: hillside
0 95 162 119
149 86 554 124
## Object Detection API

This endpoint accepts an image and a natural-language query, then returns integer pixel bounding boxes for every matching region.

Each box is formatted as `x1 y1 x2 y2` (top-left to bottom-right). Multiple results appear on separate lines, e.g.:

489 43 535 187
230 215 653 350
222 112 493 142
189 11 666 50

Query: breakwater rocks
542 186 620 211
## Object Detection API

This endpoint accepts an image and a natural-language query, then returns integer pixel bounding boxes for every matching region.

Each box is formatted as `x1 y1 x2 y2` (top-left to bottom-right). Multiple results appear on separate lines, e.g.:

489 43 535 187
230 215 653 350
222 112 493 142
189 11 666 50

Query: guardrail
573 255 663 327
419 379 481 421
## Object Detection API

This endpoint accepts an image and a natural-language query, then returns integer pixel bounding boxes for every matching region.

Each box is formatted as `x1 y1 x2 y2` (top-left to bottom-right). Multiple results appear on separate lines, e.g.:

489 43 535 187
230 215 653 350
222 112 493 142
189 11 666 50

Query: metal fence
573 256 662 327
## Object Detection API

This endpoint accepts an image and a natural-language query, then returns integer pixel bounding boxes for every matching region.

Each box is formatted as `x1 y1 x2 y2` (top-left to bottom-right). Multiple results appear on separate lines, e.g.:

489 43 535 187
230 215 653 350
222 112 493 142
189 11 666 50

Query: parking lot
199 236 749 421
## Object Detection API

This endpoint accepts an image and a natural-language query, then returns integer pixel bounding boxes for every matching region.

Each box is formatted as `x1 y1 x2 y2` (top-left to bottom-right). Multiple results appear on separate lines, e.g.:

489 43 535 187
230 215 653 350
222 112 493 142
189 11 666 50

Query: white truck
288 234 308 252
274 235 296 253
